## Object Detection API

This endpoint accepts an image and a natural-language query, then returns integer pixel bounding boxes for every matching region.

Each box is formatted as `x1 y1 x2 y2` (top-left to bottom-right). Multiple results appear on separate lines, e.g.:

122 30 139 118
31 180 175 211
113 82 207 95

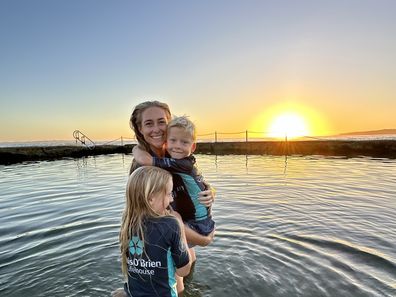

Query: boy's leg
170 208 212 247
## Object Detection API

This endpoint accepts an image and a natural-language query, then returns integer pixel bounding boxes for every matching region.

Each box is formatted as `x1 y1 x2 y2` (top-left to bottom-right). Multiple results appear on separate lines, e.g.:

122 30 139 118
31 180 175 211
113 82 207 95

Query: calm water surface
0 154 395 297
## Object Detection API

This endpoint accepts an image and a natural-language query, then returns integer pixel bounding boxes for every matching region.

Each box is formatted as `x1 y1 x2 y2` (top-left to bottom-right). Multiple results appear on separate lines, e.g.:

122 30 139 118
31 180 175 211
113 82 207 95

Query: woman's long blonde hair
119 166 172 279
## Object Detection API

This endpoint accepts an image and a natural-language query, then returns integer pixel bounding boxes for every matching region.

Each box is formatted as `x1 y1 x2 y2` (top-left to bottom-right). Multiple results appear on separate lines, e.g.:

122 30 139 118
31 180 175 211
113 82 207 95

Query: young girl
119 166 191 297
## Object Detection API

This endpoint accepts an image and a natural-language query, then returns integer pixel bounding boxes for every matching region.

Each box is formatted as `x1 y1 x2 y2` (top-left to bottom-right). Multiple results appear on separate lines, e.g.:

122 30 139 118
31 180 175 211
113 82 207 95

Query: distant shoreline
338 129 396 136
1 140 396 165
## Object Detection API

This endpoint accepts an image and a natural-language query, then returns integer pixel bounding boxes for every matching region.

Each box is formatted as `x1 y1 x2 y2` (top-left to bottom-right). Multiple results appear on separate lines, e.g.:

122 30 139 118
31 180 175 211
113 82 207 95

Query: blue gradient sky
1 0 395 141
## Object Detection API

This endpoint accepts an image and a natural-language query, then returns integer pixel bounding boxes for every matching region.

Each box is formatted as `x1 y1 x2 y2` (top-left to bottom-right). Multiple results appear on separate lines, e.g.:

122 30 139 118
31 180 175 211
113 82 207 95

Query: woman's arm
184 225 215 247
176 261 191 277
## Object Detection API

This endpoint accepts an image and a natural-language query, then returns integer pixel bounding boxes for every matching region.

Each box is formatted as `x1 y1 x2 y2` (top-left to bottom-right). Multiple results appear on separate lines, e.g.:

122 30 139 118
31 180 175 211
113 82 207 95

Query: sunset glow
1 2 395 142
249 102 329 140
268 112 309 139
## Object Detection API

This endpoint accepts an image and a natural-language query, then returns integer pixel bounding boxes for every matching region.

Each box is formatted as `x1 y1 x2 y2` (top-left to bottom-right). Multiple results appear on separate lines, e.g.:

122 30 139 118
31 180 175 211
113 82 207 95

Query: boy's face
166 127 196 159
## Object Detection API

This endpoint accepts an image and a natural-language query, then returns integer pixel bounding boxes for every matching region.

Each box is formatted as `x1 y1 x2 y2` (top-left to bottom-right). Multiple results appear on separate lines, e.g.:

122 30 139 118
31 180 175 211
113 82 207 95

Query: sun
268 112 309 139
250 102 330 140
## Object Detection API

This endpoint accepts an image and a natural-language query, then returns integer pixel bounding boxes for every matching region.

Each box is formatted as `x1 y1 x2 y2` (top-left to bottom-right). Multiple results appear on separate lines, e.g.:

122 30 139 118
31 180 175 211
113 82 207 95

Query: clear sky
1 0 395 142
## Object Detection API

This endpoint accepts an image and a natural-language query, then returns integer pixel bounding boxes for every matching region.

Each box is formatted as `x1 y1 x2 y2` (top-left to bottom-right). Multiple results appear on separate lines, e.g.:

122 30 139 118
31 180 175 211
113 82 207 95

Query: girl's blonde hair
119 166 172 279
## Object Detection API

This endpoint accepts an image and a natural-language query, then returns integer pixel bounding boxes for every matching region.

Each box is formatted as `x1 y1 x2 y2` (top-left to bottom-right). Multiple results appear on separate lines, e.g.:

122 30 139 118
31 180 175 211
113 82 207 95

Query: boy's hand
132 145 153 165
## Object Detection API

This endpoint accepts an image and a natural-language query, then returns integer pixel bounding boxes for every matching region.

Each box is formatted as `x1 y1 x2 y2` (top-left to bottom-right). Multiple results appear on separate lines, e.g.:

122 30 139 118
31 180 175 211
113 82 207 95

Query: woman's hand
198 186 216 208
200 228 215 246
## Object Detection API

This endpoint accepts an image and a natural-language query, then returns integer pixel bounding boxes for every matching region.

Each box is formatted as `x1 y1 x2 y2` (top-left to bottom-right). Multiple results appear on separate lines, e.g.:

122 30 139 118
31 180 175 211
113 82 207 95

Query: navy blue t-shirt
124 216 189 297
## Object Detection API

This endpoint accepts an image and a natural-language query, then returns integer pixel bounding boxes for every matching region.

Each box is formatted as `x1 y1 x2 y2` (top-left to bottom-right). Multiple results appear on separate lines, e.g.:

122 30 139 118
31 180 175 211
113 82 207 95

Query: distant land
338 129 396 136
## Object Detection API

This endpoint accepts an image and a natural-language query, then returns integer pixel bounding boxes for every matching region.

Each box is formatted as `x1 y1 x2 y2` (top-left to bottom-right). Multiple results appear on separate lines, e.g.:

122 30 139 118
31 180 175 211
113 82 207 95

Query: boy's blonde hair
168 116 196 141
119 166 172 279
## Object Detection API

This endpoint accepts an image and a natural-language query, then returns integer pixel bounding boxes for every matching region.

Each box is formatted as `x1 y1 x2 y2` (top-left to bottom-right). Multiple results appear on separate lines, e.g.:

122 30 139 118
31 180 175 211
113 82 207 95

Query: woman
128 100 215 248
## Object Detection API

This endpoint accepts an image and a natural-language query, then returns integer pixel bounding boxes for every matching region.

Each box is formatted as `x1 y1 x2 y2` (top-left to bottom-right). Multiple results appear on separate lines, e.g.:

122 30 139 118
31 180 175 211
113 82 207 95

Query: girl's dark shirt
125 216 189 297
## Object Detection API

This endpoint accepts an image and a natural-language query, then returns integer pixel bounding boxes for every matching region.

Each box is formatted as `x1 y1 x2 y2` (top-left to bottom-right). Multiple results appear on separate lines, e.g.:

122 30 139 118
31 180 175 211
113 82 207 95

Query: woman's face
139 106 168 152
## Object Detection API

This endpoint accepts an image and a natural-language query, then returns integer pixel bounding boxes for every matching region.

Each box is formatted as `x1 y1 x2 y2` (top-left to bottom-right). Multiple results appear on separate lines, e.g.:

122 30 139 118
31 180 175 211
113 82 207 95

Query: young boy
133 116 215 238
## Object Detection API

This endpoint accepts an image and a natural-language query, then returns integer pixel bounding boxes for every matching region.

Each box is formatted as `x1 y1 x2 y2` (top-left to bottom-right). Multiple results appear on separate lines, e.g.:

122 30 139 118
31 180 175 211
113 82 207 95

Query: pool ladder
73 130 96 149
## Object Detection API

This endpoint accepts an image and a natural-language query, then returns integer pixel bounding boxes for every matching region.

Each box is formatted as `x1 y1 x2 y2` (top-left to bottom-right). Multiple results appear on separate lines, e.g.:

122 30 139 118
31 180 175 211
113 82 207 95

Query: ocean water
0 154 395 297
1 134 396 148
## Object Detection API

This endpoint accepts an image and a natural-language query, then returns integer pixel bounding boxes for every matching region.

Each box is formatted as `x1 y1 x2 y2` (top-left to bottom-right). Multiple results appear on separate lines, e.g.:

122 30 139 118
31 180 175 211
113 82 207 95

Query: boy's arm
132 145 153 165
153 156 193 173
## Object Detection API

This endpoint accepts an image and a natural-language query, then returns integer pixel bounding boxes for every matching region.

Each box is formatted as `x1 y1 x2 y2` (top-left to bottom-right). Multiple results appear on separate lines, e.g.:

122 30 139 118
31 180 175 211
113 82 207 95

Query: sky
1 0 395 142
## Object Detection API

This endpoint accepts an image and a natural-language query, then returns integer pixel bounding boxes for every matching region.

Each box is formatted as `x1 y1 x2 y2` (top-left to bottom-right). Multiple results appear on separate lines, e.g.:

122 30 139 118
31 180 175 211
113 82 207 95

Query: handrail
73 130 96 149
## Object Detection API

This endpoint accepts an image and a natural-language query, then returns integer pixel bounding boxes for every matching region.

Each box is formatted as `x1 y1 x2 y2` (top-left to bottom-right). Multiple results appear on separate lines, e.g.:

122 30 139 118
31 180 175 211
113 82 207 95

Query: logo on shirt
129 236 144 256
127 236 161 276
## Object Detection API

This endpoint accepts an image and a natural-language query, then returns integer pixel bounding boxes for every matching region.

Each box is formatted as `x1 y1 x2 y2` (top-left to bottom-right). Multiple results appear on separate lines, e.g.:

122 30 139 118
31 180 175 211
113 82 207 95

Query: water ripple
1 154 396 296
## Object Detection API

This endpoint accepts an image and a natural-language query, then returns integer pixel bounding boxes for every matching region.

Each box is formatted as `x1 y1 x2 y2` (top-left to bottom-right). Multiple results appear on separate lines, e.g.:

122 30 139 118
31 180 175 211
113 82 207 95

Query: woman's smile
139 106 169 153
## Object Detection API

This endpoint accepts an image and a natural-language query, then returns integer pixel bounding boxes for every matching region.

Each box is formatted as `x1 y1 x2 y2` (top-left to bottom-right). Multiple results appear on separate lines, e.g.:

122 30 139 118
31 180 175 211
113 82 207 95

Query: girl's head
120 166 173 278
129 101 172 156
126 166 173 216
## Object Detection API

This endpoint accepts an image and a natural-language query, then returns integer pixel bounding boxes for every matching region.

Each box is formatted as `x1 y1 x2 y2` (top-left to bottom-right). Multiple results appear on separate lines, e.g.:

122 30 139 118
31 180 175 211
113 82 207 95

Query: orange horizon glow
249 102 331 139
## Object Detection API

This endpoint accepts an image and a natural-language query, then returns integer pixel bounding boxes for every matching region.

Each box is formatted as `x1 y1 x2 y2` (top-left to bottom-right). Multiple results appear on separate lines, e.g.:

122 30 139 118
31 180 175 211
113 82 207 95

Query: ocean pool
0 154 395 296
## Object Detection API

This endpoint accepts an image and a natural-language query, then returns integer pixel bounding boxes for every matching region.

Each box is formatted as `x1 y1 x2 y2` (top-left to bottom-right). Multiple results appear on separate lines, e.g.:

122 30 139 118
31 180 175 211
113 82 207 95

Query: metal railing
72 130 335 147
73 130 96 149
